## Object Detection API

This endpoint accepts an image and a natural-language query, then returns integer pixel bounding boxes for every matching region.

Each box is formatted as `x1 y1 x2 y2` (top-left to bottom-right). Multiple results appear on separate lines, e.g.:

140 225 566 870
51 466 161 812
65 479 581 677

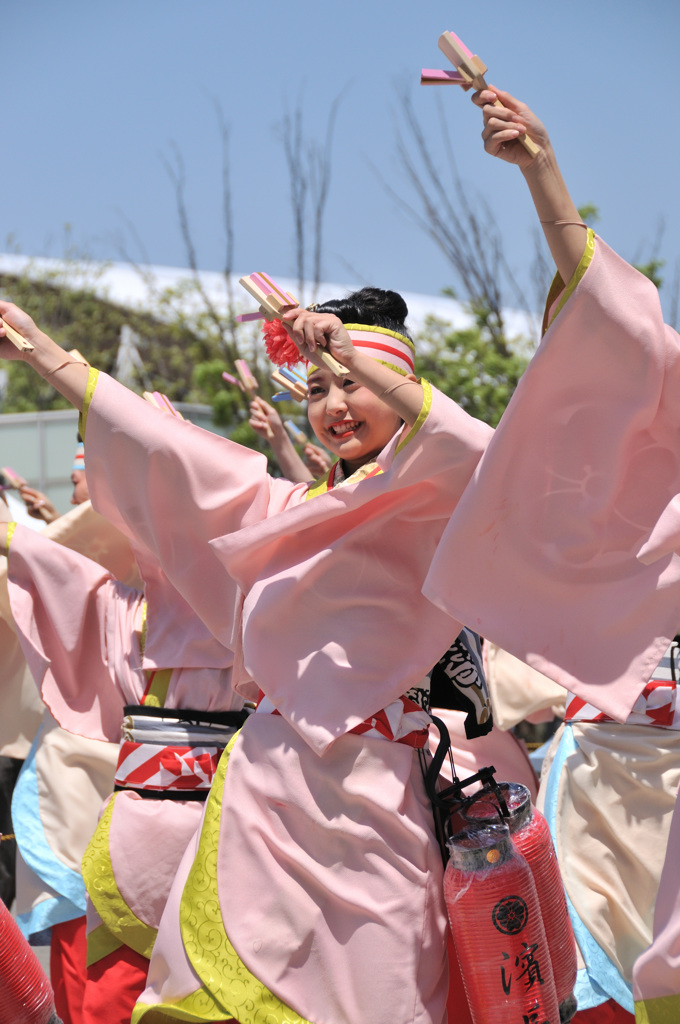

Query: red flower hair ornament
262 318 302 367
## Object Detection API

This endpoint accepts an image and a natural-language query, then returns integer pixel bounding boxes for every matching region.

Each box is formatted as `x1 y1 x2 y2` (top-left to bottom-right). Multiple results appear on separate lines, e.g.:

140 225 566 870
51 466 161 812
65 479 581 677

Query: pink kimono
423 234 680 1021
79 371 492 1024
6 523 241 982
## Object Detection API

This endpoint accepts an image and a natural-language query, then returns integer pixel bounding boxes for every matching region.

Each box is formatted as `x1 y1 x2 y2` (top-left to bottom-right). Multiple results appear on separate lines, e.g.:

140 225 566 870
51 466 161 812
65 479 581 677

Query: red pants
82 944 149 1024
572 998 635 1023
51 917 87 1024
51 918 150 1024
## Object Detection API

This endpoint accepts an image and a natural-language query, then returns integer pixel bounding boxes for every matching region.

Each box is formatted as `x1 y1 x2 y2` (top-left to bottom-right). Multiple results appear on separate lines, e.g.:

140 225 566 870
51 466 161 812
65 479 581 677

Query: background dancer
0 283 496 1024
0 479 246 1024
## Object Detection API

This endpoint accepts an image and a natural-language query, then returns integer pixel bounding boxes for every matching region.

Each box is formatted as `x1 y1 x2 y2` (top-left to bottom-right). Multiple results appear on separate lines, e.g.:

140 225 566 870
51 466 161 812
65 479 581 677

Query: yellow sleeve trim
4 522 17 552
82 795 157 962
542 228 596 335
396 378 432 455
78 366 100 440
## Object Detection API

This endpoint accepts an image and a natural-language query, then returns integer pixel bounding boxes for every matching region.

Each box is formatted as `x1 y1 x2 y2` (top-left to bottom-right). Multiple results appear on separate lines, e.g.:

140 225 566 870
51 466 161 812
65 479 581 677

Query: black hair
315 287 411 340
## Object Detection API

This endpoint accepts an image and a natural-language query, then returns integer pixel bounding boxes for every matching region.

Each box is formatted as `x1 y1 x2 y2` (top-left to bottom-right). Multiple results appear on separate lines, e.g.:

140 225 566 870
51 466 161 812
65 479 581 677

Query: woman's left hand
281 309 356 371
471 87 550 169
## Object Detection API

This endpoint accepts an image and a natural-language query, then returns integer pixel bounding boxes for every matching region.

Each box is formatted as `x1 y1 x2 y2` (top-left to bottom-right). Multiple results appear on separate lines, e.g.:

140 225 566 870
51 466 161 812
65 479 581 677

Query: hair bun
315 286 410 337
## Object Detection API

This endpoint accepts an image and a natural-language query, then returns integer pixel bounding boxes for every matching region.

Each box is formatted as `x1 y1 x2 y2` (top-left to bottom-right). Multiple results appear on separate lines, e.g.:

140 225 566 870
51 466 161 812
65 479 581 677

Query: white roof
0 253 537 344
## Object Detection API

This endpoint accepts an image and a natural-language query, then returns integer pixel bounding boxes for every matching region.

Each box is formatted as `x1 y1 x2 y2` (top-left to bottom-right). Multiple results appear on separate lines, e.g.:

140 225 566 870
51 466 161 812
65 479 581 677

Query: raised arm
0 303 89 408
472 87 587 284
248 396 313 484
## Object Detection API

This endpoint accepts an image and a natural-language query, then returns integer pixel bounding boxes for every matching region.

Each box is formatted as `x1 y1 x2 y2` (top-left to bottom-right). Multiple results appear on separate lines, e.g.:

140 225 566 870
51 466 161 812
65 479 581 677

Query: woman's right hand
18 485 60 523
248 397 279 441
302 444 332 477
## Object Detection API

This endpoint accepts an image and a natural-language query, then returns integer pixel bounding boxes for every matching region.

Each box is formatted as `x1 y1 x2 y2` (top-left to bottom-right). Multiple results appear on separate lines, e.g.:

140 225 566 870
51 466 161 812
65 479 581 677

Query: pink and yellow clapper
221 359 259 395
421 30 540 158
237 271 348 377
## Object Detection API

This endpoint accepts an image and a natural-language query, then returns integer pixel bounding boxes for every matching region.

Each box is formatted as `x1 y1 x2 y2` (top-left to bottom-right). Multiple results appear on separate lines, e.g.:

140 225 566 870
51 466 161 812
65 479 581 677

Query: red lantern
0 898 60 1024
464 783 577 1020
444 824 560 1024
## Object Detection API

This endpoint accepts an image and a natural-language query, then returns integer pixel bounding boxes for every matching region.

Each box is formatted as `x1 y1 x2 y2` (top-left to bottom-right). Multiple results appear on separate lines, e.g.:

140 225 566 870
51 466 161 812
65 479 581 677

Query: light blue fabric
12 724 87 939
16 894 83 939
543 723 634 1014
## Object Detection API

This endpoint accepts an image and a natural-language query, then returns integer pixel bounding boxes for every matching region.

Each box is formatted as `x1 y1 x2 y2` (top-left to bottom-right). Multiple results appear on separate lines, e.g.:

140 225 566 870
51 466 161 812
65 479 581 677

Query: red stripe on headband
353 339 415 373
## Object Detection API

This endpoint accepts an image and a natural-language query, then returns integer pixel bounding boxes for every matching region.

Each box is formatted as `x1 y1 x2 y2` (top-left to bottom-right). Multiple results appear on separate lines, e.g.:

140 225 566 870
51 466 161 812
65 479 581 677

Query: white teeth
330 422 359 435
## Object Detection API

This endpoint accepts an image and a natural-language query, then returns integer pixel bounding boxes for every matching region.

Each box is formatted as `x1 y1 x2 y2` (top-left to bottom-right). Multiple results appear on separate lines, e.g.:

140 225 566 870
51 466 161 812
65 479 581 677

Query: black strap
123 705 251 728
113 785 213 801
422 716 508 864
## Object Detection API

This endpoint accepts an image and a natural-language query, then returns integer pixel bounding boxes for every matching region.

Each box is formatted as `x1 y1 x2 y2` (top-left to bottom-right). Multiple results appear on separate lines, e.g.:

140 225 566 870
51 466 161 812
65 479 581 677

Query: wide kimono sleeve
423 232 680 721
82 371 306 649
6 523 140 742
209 383 494 752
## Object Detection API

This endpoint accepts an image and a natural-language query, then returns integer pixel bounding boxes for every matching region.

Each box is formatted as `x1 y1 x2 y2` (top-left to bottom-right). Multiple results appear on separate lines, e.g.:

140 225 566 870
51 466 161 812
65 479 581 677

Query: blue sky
4 1 679 324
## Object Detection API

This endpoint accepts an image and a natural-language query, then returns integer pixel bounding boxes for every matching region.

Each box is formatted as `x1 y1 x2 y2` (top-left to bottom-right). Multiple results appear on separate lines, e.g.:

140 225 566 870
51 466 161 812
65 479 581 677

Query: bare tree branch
308 91 343 300
211 99 241 359
161 144 237 361
383 89 535 351
281 104 308 301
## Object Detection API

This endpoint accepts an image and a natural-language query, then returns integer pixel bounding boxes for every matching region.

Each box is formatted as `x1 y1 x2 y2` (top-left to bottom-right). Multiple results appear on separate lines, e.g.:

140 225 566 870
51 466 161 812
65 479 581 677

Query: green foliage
0 267 278 444
577 204 600 226
415 313 529 428
575 204 665 291
1 260 528 441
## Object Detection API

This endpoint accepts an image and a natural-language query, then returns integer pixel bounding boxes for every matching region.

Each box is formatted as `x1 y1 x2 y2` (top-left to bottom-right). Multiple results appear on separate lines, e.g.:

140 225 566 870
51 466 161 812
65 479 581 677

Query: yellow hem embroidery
82 794 157 962
79 366 100 439
131 990 236 1024
542 228 596 335
133 733 312 1024
86 922 124 966
635 993 680 1024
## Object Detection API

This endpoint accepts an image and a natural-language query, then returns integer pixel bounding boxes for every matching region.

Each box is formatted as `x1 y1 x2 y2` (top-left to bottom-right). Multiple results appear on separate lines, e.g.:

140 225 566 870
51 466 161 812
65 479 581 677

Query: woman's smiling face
306 367 404 475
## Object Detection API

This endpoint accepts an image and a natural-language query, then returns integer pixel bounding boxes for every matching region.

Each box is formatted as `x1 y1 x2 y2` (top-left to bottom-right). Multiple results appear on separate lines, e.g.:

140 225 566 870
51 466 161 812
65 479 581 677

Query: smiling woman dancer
0 94 588 1023
0 289 490 1024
